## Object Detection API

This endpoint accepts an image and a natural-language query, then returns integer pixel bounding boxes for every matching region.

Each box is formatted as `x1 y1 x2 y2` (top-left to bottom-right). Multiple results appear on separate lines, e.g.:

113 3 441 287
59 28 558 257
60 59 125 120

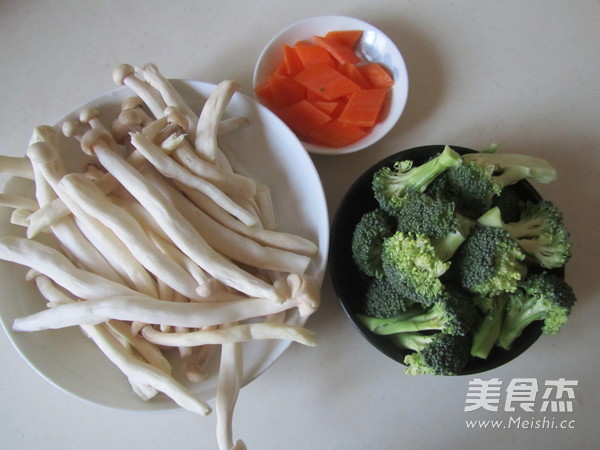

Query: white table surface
1 1 599 449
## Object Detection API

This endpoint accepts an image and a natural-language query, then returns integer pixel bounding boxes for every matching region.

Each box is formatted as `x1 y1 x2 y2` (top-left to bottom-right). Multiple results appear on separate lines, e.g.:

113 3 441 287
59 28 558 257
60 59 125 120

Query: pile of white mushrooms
0 63 322 450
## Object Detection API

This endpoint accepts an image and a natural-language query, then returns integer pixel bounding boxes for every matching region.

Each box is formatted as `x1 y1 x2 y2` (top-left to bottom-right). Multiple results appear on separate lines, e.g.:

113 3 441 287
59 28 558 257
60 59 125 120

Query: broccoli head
454 225 527 297
372 145 463 216
429 151 558 219
381 231 451 305
361 277 415 318
478 202 572 269
393 190 459 240
497 272 576 350
434 161 503 219
390 332 471 376
358 287 478 336
392 190 475 261
351 209 395 278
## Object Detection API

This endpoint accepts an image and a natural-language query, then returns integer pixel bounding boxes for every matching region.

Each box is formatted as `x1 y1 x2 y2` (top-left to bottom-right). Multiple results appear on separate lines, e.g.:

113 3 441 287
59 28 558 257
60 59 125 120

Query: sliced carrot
306 88 327 102
274 60 288 76
277 99 332 137
269 74 306 109
313 35 361 65
294 63 361 101
310 100 342 116
282 44 304 77
294 44 333 68
324 30 363 48
339 63 371 89
254 28 395 148
255 78 274 106
338 88 389 127
358 63 395 88
308 119 368 147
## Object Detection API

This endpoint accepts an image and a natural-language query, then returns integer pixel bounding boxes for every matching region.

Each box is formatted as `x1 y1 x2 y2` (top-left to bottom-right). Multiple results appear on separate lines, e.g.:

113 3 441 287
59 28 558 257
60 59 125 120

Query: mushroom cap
113 64 135 86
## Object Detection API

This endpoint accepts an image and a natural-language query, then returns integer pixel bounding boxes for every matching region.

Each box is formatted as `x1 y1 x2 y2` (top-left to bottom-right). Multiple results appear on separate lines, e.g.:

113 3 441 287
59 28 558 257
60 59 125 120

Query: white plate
0 80 330 411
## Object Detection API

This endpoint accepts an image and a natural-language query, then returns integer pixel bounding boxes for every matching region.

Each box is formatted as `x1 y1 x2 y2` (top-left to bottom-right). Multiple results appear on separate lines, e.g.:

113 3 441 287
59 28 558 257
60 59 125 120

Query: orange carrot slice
294 63 361 101
310 100 343 117
294 44 333 68
313 35 361 65
358 63 395 88
282 45 304 77
324 30 363 49
255 78 274 106
269 74 306 109
339 63 371 89
309 119 368 147
338 88 389 127
277 99 332 137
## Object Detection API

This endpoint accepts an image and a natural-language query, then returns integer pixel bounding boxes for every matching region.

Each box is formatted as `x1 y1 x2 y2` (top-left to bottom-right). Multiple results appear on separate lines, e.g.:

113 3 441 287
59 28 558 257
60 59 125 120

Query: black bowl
329 145 555 375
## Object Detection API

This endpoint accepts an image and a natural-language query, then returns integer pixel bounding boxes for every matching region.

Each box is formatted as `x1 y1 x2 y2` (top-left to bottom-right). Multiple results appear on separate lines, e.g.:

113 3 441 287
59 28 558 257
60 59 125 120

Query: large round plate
0 80 329 410
329 145 553 375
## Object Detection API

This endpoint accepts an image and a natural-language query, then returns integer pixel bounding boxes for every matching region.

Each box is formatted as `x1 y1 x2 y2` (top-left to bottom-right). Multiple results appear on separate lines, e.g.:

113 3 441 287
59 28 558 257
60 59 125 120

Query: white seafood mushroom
79 128 284 302
113 64 167 119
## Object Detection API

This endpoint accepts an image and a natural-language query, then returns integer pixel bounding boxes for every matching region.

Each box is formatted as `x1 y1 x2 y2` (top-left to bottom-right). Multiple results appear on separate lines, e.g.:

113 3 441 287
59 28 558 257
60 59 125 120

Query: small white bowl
253 15 409 155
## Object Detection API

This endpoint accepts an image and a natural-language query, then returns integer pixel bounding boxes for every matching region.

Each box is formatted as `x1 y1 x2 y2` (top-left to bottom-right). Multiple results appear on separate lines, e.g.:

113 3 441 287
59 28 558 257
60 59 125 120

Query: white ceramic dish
0 80 330 411
253 15 409 155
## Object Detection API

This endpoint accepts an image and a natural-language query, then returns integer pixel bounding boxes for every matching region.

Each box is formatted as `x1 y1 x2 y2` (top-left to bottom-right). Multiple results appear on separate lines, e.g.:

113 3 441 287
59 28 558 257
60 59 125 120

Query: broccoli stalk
429 150 558 219
470 295 508 359
358 290 478 336
389 332 471 376
477 202 572 269
497 272 576 350
372 145 463 215
462 152 558 187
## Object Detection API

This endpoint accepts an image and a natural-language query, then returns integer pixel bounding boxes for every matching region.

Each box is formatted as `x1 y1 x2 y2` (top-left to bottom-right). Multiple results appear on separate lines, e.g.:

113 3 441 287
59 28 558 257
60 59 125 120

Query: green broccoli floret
477 202 572 269
470 294 508 359
372 145 463 216
390 332 471 376
454 225 527 297
351 209 395 278
361 277 415 318
393 190 475 261
430 151 558 219
497 272 576 350
393 191 458 239
381 231 451 305
491 187 524 223
358 288 478 336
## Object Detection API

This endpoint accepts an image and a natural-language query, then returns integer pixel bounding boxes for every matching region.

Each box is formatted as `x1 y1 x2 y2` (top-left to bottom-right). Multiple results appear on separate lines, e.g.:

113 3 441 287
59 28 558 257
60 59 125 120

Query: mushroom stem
136 63 199 140
141 321 317 347
0 155 34 179
59 173 205 301
130 131 257 227
0 193 38 211
113 64 167 119
0 236 148 300
85 132 283 301
216 342 244 450
194 80 239 164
